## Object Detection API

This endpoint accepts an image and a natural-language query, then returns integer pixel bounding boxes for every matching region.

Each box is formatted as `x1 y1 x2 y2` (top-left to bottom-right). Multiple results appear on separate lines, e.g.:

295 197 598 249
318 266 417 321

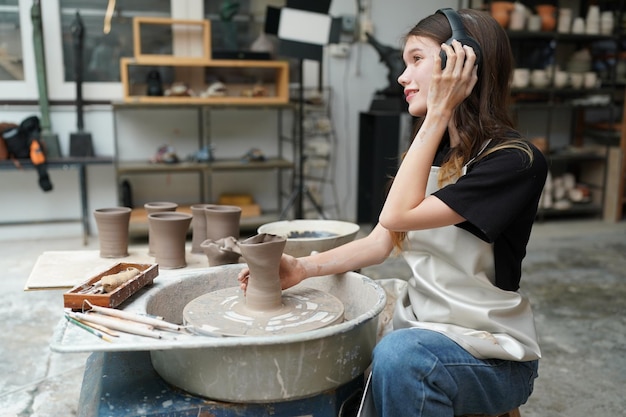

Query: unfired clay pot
200 236 242 266
93 207 132 258
144 201 178 256
204 205 242 241
190 203 210 254
147 212 192 269
239 233 286 312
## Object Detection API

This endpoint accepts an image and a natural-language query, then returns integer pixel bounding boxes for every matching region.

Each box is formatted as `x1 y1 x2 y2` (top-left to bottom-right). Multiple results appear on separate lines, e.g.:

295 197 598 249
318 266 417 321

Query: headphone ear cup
439 37 482 70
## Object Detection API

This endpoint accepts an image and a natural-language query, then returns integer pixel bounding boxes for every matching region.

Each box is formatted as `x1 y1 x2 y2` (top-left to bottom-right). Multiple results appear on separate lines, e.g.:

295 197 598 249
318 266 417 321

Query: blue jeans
371 329 538 417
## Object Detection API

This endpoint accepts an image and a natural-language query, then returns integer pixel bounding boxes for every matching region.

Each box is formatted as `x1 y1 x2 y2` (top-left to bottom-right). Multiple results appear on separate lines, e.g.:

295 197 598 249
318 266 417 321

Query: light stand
264 2 341 219
280 59 327 219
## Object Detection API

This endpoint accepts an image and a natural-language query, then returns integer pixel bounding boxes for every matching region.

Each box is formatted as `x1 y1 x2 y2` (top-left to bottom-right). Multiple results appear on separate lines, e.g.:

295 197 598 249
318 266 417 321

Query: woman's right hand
237 253 305 293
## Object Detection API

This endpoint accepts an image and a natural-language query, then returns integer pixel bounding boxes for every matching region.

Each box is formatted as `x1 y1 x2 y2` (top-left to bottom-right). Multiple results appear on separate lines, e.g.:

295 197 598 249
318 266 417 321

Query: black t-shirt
433 140 548 291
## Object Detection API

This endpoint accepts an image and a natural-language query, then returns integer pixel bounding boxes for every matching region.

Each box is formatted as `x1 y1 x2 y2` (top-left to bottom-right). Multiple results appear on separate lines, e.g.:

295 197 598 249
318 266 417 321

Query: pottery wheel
183 286 345 337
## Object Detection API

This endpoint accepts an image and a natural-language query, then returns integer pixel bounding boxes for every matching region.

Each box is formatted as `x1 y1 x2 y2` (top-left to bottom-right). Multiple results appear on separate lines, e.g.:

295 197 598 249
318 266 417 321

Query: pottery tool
100 267 141 292
84 301 182 331
73 316 120 337
65 314 113 342
71 311 162 339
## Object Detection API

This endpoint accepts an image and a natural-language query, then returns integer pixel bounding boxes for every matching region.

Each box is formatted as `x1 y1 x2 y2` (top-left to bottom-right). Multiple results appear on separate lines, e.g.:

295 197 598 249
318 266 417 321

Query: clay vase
147 212 192 269
144 201 178 256
190 203 210 254
491 1 515 28
93 207 132 258
239 233 286 312
200 236 242 266
535 4 557 32
204 205 242 242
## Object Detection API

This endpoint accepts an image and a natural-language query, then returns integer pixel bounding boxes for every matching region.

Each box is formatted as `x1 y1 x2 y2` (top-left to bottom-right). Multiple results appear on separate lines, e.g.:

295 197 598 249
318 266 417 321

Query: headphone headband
435 8 482 69
436 8 467 40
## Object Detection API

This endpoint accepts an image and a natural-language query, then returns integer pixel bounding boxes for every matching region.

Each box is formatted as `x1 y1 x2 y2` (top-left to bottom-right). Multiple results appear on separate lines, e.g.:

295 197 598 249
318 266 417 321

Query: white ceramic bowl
258 219 360 257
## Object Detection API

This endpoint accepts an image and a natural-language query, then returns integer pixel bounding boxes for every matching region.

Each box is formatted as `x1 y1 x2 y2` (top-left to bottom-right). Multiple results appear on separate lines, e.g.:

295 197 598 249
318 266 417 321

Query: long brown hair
389 9 533 249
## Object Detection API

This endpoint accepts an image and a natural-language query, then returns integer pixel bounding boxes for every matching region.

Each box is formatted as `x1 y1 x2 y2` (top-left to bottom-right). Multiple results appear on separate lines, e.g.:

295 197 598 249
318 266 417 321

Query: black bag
0 116 53 192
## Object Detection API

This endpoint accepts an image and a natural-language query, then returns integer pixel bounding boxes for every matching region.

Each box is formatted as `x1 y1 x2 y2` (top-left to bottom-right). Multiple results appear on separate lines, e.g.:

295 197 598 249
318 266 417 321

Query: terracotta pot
535 4 557 32
239 233 286 312
491 1 515 28
144 201 177 256
93 207 132 258
190 203 210 253
204 204 242 242
148 212 192 269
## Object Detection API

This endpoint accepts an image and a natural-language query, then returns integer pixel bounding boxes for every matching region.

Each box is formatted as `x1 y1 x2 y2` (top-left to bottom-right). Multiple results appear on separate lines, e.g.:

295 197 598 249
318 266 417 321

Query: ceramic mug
570 72 584 89
531 69 550 88
554 70 569 88
513 68 531 88
571 17 585 34
583 71 598 89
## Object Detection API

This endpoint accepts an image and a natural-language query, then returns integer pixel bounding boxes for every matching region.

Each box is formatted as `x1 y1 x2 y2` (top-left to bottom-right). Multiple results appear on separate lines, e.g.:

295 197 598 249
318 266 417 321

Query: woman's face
397 35 440 117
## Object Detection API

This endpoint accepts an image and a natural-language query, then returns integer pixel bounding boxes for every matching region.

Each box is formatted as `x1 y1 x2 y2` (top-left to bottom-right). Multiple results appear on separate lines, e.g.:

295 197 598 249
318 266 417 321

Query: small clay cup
148 212 192 269
190 203 211 254
144 201 178 256
204 205 242 242
93 207 132 258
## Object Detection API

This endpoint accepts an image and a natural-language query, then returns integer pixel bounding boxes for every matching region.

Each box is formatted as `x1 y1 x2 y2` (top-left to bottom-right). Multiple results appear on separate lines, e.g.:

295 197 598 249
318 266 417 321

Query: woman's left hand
428 39 478 114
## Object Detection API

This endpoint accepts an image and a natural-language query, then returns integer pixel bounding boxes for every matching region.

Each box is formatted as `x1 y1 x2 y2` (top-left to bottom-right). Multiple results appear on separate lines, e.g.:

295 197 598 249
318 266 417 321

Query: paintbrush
71 311 162 339
65 314 113 342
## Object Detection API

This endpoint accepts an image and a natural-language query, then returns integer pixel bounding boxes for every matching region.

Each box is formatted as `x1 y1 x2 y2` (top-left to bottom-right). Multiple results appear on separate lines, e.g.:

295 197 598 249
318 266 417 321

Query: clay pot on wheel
239 233 286 312
148 212 192 269
93 207 132 258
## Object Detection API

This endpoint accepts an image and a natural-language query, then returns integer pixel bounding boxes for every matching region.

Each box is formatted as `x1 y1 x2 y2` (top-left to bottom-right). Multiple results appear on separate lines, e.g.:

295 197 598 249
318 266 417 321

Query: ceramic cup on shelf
527 15 542 32
554 70 569 88
513 68 531 88
557 8 572 33
571 17 585 34
569 72 584 89
531 69 550 88
509 3 527 31
600 11 614 35
583 71 598 89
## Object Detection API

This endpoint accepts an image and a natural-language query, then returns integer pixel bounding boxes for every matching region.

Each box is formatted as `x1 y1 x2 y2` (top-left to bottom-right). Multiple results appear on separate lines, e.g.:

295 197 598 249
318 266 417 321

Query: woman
240 8 546 417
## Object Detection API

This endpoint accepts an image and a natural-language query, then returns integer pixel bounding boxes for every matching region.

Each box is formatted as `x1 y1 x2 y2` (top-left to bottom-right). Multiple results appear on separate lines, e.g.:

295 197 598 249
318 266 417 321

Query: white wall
0 0 461 241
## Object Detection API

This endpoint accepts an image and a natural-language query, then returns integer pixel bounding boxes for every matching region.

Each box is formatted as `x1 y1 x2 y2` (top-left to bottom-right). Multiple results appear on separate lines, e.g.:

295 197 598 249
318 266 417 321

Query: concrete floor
0 219 625 417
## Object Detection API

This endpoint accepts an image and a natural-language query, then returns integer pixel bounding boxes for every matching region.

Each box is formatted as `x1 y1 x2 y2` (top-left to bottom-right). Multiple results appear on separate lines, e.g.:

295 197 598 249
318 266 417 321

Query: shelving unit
112 102 295 234
111 16 296 233
502 1 625 220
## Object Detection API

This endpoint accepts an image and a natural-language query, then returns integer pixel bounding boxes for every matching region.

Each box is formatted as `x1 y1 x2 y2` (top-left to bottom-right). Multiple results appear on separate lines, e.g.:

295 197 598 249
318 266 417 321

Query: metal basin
145 264 385 403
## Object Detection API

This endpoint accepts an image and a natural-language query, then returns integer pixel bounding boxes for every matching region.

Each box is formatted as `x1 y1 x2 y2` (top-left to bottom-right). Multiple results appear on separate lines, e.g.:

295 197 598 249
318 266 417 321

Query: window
0 0 22 81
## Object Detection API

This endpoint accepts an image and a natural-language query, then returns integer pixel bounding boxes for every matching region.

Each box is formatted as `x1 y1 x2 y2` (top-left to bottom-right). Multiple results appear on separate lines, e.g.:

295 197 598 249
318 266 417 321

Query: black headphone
436 8 482 69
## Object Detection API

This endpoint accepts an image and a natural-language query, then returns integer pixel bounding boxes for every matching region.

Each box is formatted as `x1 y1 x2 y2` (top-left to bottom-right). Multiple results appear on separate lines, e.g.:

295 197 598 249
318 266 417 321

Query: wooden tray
64 263 158 311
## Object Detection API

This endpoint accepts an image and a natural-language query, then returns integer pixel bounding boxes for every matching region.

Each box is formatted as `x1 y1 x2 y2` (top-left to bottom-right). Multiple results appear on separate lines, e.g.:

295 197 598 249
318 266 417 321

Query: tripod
280 59 327 220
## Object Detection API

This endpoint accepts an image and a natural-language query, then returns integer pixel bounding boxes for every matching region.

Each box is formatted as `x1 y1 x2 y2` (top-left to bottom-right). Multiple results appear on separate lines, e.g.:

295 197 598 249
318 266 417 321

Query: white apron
358 163 541 416
393 164 541 361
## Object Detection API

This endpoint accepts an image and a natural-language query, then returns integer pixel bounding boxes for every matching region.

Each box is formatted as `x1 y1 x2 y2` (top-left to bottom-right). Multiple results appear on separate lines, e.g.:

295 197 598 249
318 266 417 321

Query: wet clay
183 233 344 337
200 236 243 266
